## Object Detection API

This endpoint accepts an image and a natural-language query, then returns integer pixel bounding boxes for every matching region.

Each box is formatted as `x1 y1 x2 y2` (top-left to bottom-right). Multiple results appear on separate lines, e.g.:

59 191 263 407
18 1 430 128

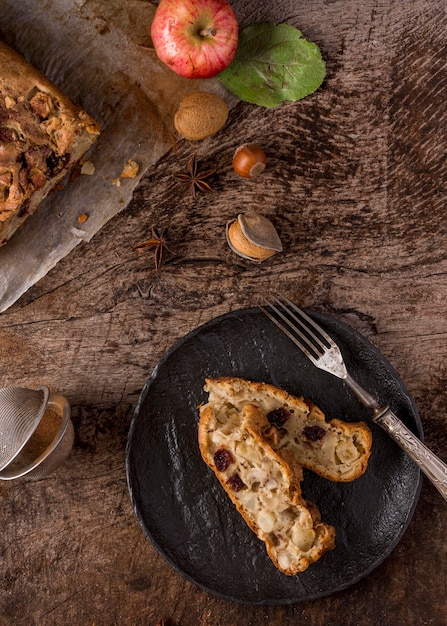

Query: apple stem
199 27 217 38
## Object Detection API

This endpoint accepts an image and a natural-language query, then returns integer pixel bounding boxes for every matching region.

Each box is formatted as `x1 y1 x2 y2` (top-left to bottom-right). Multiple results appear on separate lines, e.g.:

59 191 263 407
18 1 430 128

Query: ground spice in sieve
8 406 61 468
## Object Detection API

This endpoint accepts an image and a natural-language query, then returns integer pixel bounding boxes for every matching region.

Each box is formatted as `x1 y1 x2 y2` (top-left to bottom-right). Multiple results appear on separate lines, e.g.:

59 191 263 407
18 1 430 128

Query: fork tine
260 296 349 379
260 295 339 358
259 302 320 363
259 297 325 362
276 296 333 354
278 296 335 349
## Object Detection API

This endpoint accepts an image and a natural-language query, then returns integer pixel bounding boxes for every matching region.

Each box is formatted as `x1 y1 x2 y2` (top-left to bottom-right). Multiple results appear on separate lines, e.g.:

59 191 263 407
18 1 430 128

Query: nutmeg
226 212 283 263
174 92 229 140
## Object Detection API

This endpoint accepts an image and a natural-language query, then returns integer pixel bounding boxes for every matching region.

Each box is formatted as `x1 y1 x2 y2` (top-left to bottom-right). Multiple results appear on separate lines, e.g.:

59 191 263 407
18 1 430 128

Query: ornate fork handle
344 373 447 503
373 408 447 503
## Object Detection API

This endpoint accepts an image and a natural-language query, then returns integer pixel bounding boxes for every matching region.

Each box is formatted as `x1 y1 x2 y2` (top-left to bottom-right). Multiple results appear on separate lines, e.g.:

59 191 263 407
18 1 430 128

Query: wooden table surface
1 1 446 624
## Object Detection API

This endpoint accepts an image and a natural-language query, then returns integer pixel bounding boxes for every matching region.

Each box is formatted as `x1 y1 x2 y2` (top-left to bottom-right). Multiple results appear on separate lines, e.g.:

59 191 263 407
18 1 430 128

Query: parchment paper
0 0 234 312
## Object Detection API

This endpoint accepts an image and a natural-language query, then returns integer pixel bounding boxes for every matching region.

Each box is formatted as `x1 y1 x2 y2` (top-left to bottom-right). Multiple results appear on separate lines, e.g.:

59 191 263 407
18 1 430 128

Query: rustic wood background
1 0 446 624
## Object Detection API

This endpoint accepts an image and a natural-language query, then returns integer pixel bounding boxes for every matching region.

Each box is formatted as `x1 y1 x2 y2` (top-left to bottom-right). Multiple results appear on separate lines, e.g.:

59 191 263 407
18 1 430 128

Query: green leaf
218 22 326 108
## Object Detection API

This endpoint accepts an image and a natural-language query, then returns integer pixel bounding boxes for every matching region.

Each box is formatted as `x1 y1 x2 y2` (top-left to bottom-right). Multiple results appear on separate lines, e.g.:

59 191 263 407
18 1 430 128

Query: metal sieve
0 388 74 480
0 385 50 470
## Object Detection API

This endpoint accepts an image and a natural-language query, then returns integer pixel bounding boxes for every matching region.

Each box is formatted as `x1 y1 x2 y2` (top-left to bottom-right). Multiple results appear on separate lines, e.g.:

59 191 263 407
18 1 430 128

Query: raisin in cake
0 39 100 245
198 401 336 575
203 377 372 482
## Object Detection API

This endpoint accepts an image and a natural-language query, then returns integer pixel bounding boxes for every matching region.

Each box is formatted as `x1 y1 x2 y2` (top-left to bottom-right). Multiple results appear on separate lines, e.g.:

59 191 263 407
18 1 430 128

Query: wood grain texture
1 1 446 624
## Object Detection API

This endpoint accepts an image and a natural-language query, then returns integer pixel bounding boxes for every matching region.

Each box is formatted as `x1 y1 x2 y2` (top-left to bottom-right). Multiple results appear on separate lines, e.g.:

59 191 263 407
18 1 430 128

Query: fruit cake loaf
198 401 336 575
203 377 372 482
0 39 100 246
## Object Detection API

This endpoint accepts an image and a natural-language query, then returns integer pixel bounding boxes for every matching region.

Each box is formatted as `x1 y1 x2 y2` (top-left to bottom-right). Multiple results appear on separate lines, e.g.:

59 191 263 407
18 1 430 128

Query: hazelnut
174 91 229 140
232 143 267 178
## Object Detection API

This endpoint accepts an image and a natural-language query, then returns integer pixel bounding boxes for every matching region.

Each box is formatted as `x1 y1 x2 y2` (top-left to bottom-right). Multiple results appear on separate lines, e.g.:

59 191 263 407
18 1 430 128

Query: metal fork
259 296 447 503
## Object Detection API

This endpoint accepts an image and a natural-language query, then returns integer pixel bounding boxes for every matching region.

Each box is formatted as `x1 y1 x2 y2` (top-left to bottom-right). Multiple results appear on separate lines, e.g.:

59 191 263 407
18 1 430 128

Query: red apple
150 0 238 79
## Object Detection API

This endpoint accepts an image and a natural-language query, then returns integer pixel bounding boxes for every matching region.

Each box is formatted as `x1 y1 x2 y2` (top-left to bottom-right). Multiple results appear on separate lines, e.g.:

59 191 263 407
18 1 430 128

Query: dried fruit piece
303 425 326 441
267 407 290 428
214 447 234 471
227 473 245 492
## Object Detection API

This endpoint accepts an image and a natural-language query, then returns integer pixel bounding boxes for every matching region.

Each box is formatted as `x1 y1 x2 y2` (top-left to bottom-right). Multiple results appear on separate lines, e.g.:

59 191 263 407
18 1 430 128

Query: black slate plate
126 307 423 605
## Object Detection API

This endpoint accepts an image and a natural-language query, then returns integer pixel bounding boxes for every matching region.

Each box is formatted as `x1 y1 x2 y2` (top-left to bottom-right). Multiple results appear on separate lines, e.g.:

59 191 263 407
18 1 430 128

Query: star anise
135 225 174 271
173 154 215 198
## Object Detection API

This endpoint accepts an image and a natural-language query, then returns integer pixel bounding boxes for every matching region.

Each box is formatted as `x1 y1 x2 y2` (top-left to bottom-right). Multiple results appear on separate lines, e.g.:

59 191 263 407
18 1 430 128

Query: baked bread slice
198 401 336 575
203 377 372 482
0 39 100 245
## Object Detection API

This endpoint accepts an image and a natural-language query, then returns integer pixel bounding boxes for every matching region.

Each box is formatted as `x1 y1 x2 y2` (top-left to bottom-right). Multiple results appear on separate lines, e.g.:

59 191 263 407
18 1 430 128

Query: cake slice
0 39 100 245
203 377 372 482
198 400 336 575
